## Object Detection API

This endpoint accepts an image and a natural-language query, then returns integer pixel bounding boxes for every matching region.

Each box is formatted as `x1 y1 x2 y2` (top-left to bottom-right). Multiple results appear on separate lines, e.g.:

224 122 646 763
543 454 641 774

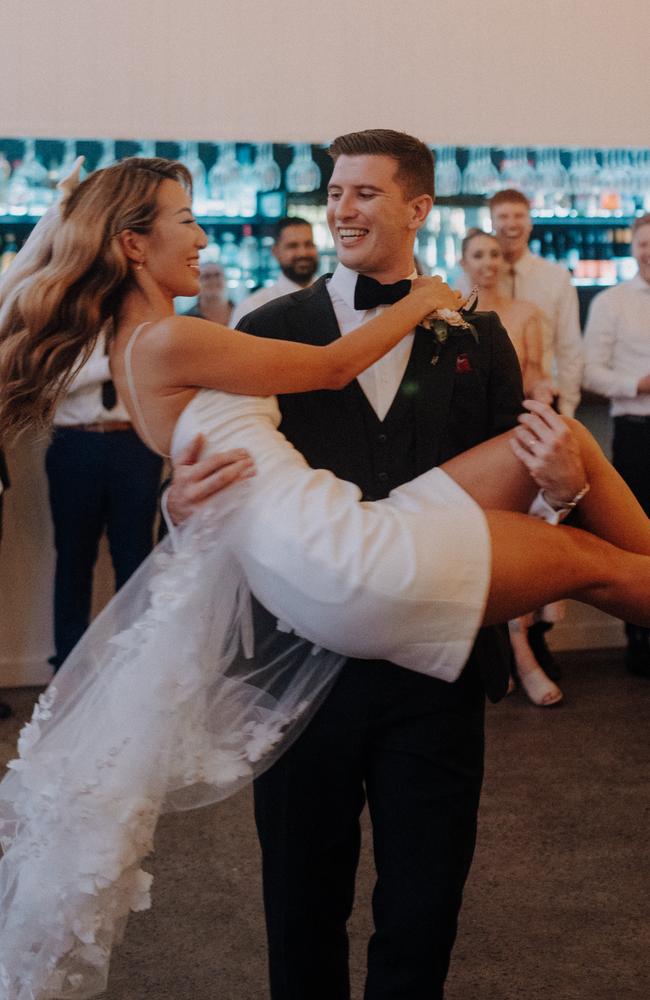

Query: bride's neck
118 287 174 334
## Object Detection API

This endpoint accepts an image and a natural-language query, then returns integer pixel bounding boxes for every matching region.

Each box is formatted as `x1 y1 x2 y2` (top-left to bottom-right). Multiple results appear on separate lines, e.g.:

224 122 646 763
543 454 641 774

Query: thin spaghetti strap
123 322 170 458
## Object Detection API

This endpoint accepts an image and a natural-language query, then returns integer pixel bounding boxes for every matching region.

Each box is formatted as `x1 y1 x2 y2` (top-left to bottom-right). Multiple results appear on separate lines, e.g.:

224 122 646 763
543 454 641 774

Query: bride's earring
135 260 146 272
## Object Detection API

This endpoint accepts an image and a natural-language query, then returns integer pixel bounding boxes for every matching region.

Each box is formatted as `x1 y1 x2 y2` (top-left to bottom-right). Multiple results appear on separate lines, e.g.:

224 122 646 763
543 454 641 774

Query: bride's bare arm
149 278 463 396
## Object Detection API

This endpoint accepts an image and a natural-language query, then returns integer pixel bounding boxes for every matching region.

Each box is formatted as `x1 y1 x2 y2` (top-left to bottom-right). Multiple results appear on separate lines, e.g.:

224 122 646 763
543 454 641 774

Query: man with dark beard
230 216 319 326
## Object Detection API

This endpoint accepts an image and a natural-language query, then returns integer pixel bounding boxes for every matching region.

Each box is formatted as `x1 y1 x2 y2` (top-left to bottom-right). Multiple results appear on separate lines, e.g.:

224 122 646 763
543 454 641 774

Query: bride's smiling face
140 180 208 299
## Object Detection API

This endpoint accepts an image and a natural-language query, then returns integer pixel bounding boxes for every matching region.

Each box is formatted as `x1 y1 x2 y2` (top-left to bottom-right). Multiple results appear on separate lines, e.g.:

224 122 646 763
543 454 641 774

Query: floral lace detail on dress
0 494 340 998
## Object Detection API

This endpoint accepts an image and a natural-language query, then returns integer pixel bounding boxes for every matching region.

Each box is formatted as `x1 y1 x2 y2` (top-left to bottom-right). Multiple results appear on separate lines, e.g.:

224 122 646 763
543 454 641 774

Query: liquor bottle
565 231 581 274
220 231 242 287
554 232 568 269
201 227 221 263
0 232 18 273
542 231 556 261
238 225 260 287
582 230 598 281
237 147 259 219
259 236 279 285
0 149 11 213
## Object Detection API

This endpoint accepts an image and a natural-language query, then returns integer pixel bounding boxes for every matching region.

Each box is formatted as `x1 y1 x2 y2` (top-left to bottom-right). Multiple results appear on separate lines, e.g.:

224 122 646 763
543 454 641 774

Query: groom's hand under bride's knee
510 400 587 507
167 434 256 525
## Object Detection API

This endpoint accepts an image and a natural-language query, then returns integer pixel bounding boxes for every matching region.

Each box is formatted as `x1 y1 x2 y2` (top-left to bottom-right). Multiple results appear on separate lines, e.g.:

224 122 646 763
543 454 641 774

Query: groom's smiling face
327 154 430 284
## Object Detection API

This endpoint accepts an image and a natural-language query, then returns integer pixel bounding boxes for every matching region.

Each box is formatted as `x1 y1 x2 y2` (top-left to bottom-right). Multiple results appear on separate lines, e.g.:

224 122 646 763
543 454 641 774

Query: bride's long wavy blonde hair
0 156 192 438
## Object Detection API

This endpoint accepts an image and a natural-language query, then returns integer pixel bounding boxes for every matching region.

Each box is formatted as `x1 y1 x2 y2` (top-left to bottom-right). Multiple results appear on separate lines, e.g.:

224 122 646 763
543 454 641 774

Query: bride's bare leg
481 512 650 627
441 419 650 555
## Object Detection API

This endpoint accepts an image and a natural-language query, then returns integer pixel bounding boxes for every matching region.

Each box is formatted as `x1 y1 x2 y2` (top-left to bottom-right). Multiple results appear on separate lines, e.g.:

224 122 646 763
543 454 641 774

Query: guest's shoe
518 666 563 707
527 621 561 681
0 701 12 720
625 629 650 678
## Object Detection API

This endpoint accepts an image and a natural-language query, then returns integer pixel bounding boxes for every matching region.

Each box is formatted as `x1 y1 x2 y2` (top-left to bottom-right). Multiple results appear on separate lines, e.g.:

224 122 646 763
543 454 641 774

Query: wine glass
96 139 117 170
6 138 50 215
179 141 208 214
285 145 321 194
253 143 281 192
435 147 461 197
208 143 241 216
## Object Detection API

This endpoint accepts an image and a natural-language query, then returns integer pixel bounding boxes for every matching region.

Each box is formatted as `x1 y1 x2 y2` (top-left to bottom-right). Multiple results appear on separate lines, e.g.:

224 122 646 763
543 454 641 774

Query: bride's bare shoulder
138 314 235 358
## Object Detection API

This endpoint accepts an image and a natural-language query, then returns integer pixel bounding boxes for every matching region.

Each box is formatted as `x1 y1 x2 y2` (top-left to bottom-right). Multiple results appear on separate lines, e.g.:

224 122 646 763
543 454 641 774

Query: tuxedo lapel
408 327 459 468
285 277 376 431
285 277 340 346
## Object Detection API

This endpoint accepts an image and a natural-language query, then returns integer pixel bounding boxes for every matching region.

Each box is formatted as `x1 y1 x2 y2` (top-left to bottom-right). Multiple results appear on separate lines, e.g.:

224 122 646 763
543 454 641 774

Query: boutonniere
421 287 479 366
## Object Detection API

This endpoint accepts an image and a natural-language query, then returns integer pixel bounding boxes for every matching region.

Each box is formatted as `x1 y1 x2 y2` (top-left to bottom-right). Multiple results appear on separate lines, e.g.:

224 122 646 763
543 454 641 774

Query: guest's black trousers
46 427 162 669
254 656 485 1000
613 416 650 639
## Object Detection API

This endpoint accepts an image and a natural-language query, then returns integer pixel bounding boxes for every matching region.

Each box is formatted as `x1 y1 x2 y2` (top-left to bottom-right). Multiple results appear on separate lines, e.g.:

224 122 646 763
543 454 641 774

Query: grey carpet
1 647 649 1000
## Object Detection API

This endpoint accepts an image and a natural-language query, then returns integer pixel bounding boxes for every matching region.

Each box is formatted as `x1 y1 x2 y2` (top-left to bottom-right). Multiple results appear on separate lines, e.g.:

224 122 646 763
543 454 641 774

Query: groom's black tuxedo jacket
238 275 524 701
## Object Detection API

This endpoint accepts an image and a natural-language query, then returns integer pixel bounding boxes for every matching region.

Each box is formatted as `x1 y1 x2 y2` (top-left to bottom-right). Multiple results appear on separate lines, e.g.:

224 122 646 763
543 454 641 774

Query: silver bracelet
542 481 591 513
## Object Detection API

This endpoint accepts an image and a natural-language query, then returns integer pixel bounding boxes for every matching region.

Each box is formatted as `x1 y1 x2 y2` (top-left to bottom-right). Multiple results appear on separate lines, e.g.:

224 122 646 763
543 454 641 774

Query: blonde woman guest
461 228 563 706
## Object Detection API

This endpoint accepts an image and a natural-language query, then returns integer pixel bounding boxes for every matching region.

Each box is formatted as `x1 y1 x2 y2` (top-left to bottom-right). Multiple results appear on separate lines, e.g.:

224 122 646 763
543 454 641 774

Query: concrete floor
1 646 649 1000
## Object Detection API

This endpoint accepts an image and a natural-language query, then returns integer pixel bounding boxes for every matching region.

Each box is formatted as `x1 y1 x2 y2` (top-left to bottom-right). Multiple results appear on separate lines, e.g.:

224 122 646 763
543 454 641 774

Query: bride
0 156 649 999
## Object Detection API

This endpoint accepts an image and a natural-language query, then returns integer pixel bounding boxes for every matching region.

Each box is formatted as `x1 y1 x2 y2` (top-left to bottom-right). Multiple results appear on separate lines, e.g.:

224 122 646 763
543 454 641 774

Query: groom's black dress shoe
625 629 650 678
0 701 12 720
527 621 561 680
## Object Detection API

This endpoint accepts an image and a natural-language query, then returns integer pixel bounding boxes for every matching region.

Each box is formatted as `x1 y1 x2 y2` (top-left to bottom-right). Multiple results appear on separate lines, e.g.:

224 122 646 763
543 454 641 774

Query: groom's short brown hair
328 129 435 201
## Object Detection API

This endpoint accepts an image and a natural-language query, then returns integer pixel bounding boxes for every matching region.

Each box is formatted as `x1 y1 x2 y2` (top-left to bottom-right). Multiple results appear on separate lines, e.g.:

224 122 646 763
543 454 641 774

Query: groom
168 129 585 999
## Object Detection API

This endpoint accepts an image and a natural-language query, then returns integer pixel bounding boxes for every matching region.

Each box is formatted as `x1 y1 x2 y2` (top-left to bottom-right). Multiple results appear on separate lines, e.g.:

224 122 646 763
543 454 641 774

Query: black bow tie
354 274 411 311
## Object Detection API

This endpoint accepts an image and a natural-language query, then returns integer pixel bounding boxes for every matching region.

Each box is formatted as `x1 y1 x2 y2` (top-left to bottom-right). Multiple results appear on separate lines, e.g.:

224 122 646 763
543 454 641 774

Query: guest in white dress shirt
46 333 163 670
583 214 650 677
489 188 583 418
229 216 319 326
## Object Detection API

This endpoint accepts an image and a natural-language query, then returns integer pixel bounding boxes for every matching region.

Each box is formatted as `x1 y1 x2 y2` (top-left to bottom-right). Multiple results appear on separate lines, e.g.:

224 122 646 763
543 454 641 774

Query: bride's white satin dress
0 380 491 998
173 388 490 674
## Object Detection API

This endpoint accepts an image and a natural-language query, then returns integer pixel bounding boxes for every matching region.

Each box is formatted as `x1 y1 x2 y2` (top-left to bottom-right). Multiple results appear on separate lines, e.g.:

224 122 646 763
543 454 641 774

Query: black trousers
254 656 486 1000
613 416 650 638
46 427 163 669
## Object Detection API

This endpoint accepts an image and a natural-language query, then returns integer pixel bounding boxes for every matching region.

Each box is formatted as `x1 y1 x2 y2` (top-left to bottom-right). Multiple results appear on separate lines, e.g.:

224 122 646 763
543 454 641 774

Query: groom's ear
408 194 433 231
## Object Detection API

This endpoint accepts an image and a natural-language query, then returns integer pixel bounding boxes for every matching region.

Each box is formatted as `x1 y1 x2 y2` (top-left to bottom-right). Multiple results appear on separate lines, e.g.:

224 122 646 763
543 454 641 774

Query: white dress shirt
582 273 650 417
498 250 583 417
328 263 416 421
53 334 130 426
230 273 311 328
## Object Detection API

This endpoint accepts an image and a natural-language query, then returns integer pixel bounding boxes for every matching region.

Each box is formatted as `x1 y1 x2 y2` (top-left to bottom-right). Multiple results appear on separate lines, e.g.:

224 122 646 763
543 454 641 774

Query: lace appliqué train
0 492 343 998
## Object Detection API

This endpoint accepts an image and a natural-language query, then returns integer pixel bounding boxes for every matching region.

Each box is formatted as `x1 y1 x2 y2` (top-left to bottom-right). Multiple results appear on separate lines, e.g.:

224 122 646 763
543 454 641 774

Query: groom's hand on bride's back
166 435 256 525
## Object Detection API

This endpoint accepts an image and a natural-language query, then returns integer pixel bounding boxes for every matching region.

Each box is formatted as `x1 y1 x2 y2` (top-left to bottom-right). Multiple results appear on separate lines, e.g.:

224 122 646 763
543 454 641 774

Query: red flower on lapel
455 352 473 374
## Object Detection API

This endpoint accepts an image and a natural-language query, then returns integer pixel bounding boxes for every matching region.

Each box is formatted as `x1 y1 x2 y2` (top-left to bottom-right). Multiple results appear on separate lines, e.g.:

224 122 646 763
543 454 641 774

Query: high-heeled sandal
517 665 563 707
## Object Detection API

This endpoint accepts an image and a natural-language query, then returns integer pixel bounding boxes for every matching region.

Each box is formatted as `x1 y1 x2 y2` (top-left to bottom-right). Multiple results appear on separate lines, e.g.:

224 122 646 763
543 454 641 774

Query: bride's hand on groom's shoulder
411 275 465 313
167 435 256 525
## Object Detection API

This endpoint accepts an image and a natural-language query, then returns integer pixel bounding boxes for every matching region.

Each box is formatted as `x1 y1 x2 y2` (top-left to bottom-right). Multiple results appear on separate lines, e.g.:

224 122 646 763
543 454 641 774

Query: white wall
0 0 647 146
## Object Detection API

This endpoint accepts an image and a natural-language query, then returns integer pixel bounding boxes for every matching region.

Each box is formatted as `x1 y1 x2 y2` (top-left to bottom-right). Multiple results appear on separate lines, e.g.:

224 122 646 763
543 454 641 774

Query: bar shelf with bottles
1 139 648 313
